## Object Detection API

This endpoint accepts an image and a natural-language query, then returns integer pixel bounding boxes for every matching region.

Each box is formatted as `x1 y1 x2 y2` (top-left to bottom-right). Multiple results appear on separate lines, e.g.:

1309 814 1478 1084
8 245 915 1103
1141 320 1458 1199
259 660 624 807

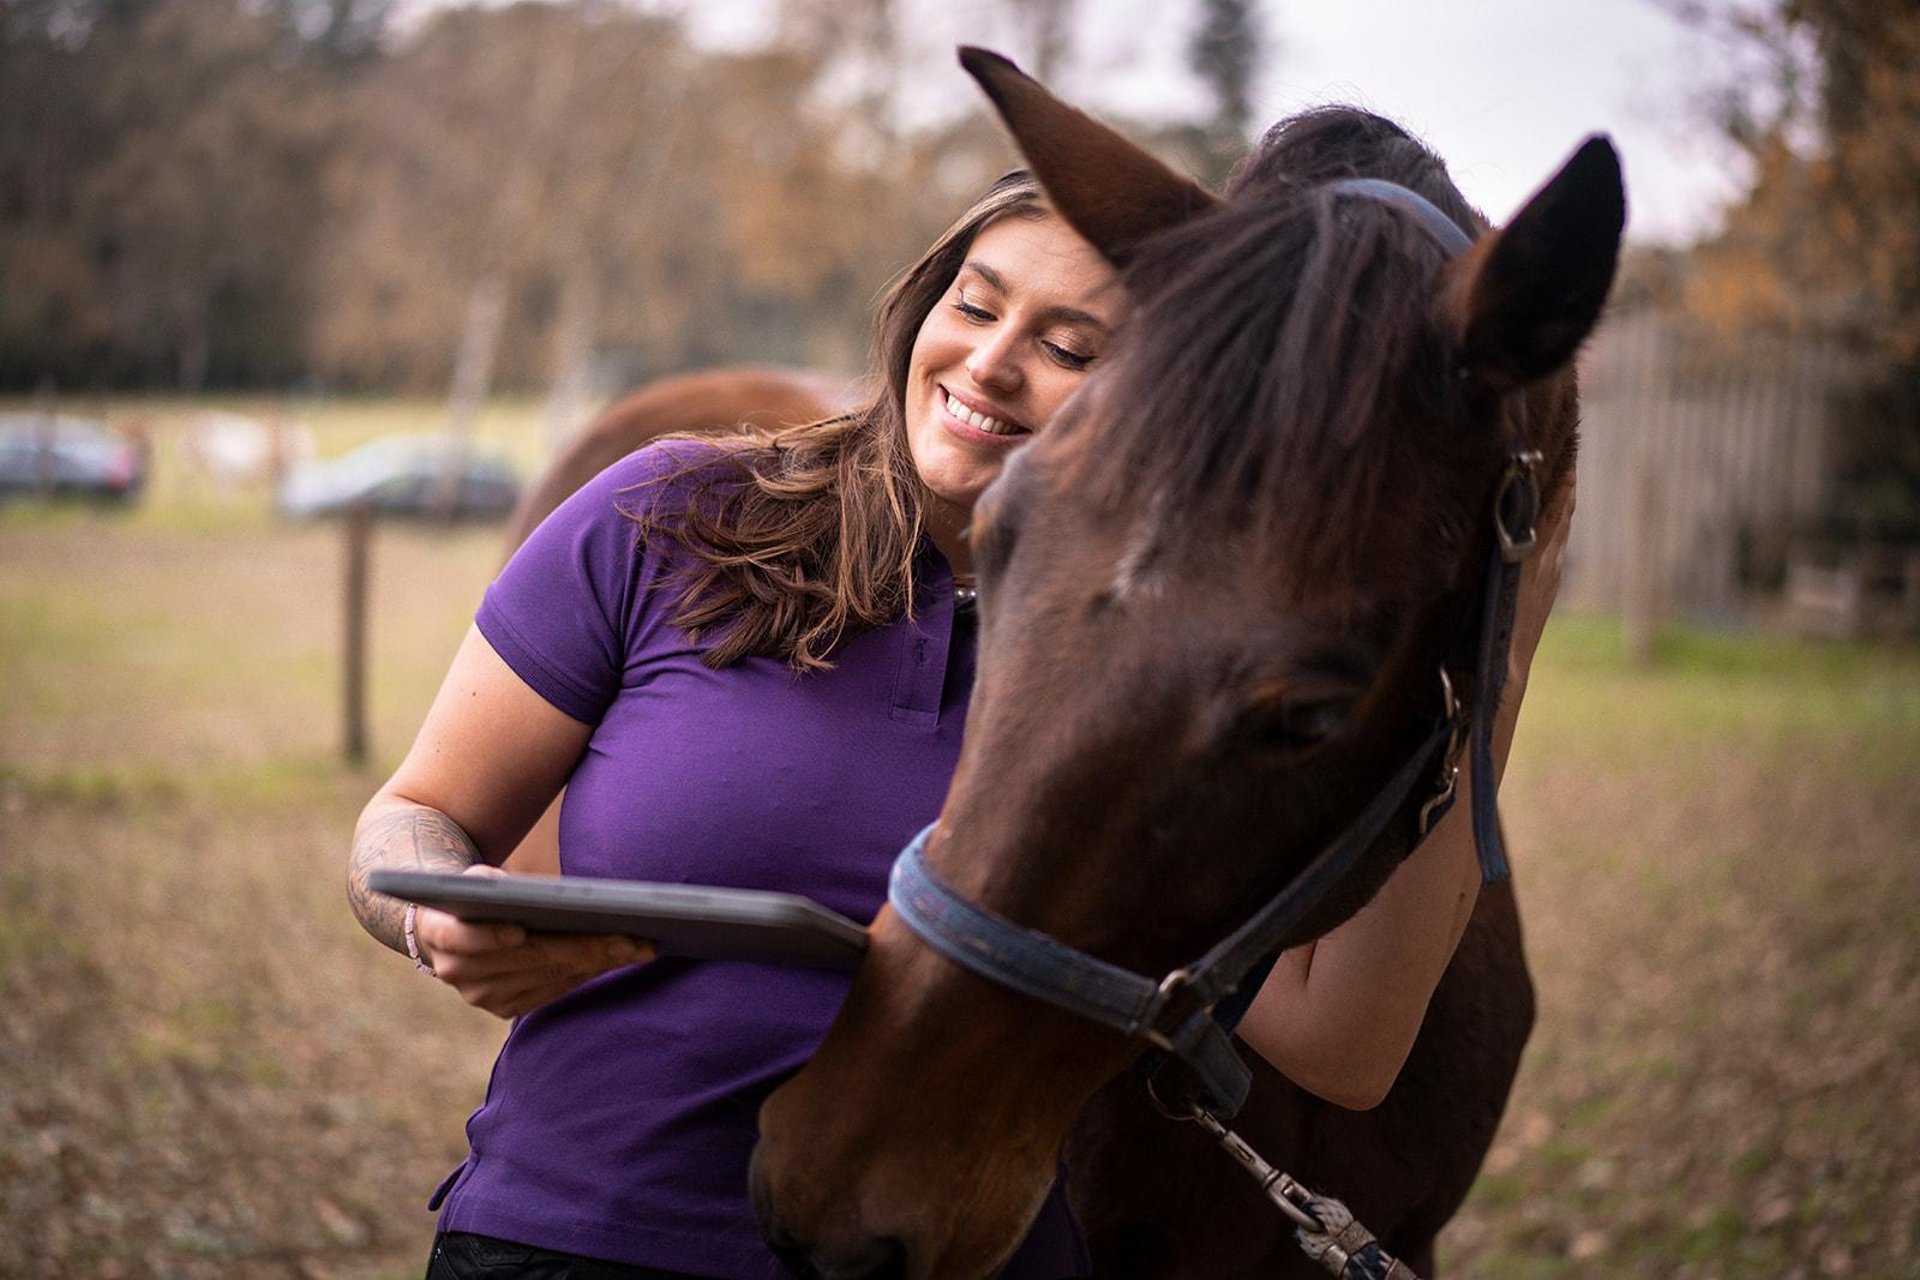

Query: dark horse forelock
1063 128 1489 597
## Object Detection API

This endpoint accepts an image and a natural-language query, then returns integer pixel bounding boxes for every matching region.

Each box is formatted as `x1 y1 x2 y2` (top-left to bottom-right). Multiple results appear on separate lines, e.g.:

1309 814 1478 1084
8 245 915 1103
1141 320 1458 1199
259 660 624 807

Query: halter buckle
1494 449 1544 563
1141 968 1212 1051
1418 765 1459 836
1418 669 1467 836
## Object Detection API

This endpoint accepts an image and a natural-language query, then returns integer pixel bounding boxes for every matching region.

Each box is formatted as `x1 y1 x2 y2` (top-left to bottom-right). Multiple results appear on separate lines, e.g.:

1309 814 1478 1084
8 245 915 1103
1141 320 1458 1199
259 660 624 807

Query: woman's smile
940 385 1030 439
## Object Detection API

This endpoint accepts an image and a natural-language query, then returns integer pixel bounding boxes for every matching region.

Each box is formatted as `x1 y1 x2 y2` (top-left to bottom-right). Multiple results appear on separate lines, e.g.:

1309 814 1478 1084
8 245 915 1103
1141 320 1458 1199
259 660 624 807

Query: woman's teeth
947 391 1023 436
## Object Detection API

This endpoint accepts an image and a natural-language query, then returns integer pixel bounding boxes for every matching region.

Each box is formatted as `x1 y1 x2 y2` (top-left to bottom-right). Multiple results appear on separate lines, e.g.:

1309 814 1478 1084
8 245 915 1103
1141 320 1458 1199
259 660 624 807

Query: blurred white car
277 434 521 522
0 414 147 505
184 411 315 490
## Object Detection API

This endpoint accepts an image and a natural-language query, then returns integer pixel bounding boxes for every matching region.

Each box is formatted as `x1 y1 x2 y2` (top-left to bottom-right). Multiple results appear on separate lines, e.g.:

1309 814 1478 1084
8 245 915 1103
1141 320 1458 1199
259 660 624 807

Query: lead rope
1190 1109 1424 1280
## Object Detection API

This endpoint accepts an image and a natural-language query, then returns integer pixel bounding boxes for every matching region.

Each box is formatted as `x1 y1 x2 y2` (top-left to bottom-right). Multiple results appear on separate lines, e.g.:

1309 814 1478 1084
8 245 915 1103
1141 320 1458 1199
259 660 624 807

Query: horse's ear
1438 136 1626 391
960 46 1222 266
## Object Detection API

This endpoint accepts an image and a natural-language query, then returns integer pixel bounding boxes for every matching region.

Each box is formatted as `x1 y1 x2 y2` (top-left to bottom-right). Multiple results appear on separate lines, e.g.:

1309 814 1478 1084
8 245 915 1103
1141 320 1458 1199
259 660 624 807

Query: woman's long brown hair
632 171 1046 671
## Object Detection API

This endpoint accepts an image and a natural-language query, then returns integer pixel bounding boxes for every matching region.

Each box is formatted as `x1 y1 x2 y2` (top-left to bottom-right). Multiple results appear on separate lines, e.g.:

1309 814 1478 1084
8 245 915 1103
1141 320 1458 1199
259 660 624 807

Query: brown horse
748 49 1622 1280
501 366 859 552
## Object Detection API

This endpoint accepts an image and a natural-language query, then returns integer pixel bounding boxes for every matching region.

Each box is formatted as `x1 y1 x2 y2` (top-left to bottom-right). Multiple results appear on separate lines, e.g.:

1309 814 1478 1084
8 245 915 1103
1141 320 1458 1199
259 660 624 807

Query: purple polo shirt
435 444 1090 1277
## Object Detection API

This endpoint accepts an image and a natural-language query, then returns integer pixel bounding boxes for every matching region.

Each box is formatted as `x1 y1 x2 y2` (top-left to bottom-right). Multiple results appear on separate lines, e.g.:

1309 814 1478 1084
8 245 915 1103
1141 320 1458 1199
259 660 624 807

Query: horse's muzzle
751 1149 910 1280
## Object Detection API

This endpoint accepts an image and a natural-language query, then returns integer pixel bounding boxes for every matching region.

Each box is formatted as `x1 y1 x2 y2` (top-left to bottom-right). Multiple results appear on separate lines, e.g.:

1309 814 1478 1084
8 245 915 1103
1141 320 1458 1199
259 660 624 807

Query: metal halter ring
1141 967 1207 1049
1494 449 1544 563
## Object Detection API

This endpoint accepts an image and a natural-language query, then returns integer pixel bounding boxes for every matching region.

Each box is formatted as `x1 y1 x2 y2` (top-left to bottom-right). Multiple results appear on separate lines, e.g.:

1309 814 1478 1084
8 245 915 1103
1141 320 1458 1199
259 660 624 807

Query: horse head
752 48 1623 1280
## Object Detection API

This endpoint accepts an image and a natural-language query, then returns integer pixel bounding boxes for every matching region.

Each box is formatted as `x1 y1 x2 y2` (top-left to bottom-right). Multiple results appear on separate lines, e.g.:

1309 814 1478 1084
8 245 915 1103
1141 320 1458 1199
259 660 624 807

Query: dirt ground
2 485 1916 1278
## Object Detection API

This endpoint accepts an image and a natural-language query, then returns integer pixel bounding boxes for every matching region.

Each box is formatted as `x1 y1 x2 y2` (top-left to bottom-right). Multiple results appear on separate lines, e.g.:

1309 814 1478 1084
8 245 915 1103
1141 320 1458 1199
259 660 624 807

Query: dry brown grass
2 492 1916 1279
2 511 510 1279
1445 627 1920 1278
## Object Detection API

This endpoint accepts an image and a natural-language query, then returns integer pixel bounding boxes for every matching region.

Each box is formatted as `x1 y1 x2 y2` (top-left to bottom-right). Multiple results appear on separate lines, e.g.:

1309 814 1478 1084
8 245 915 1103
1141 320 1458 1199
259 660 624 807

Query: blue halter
889 717 1456 1117
885 179 1537 1120
1324 177 1474 257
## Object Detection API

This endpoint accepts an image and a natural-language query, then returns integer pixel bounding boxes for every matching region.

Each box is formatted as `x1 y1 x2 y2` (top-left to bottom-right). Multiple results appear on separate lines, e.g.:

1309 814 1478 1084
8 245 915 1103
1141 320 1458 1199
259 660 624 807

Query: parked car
277 434 522 522
0 414 148 505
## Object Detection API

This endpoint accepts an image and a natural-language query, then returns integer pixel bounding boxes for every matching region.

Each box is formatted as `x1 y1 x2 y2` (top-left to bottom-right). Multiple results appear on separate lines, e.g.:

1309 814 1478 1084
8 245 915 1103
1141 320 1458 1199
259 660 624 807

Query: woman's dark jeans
427 1231 717 1279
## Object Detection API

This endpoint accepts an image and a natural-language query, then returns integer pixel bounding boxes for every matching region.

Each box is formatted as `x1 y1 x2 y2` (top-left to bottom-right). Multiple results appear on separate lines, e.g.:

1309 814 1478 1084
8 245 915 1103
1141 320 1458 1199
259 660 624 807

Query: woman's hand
1495 465 1576 757
1510 465 1575 680
414 866 656 1019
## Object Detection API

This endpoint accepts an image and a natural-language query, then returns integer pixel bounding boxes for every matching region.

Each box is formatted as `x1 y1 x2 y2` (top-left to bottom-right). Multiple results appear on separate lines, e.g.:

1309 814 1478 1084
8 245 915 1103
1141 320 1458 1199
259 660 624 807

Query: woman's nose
966 332 1024 393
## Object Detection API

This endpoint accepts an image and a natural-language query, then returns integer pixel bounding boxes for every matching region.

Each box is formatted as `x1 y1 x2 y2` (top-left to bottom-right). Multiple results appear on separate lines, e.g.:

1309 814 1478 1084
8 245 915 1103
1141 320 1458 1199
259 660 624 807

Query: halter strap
1462 442 1543 884
1323 177 1475 257
889 717 1454 1118
1325 173 1525 886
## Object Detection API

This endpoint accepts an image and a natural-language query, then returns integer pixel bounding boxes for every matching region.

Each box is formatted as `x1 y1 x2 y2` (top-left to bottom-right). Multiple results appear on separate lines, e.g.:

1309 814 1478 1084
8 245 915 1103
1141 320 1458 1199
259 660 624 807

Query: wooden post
1623 445 1661 666
343 501 373 766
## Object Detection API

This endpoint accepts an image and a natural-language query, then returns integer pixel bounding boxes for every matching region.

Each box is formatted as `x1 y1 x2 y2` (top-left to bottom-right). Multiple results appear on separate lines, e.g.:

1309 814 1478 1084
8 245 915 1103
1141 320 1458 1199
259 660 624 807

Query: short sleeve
476 443 711 724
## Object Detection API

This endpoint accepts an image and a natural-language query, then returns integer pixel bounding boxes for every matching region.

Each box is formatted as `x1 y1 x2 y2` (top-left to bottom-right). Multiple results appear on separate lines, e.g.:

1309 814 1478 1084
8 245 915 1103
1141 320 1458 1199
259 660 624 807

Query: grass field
1 400 1916 1278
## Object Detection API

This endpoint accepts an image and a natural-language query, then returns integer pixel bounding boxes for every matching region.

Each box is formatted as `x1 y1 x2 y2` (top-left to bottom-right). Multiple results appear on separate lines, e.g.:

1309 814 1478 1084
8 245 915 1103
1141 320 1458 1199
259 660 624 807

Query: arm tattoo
347 807 481 954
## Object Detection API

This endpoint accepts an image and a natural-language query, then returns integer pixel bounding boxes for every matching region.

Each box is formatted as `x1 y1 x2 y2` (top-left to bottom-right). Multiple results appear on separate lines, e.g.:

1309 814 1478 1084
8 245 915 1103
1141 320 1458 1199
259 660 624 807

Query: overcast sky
679 0 1750 245
385 0 1752 245
1238 1 1748 242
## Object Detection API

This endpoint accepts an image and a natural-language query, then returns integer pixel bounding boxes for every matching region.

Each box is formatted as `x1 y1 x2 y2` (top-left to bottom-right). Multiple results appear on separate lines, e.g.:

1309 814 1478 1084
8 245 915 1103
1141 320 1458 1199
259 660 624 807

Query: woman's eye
953 298 994 321
1045 342 1095 371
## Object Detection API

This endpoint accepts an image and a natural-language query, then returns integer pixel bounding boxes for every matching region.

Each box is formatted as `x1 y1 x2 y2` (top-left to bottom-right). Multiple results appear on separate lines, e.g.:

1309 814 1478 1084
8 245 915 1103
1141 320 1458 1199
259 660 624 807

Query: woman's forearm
347 800 482 954
1237 775 1485 1109
1237 669 1530 1108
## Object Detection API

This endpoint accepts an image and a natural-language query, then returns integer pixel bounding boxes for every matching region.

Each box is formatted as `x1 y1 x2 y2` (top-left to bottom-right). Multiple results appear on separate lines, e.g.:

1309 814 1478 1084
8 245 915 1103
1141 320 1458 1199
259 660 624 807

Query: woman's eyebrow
960 260 1010 294
960 260 1111 332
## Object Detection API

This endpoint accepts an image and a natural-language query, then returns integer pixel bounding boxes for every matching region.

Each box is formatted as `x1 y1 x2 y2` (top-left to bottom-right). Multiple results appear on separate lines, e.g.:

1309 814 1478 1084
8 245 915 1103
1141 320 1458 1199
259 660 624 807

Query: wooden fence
1564 309 1876 641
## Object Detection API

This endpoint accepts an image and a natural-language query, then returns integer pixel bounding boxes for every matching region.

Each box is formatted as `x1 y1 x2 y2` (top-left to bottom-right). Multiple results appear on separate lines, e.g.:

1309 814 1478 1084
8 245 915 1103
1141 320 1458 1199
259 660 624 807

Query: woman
347 171 1118 1277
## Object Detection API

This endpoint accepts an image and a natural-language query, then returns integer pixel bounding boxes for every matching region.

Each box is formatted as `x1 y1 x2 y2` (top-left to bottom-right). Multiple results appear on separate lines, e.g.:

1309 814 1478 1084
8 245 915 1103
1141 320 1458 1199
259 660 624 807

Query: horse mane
1067 107 1491 592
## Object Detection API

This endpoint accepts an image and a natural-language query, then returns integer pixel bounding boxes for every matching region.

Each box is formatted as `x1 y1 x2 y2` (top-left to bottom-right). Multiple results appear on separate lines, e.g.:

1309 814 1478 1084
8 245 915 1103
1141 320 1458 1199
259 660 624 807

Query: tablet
367 870 869 971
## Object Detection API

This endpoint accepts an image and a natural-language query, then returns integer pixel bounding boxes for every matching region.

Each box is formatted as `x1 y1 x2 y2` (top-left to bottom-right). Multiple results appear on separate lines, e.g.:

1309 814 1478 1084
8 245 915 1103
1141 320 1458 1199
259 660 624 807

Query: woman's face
905 211 1117 554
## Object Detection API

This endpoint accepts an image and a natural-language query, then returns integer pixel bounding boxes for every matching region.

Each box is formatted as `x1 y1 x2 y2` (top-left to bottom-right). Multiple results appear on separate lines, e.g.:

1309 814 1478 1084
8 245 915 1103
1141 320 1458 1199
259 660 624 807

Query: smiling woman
343 169 1114 1279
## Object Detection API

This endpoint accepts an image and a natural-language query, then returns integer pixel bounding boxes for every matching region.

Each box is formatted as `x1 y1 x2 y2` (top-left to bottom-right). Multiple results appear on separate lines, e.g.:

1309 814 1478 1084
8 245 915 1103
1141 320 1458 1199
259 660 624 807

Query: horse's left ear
960 46 1223 266
1438 136 1626 391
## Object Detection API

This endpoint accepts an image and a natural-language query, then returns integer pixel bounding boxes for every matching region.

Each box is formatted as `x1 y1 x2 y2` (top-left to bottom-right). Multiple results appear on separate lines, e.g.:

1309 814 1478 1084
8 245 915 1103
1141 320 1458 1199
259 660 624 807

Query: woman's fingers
465 956 652 1019
1537 461 1576 542
420 918 655 1017
405 868 658 1017
463 945 654 1018
413 906 525 961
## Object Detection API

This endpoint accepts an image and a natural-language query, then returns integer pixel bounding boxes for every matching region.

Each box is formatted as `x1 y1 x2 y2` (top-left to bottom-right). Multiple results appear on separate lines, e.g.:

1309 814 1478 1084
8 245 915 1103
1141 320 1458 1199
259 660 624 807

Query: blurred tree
310 1 989 398
85 0 340 388
1004 0 1074 81
268 0 390 65
0 0 365 389
1672 0 1920 541
0 0 127 385
775 0 904 170
1182 0 1264 184
309 1 630 394
0 0 1246 397
1676 0 1920 356
1190 0 1256 138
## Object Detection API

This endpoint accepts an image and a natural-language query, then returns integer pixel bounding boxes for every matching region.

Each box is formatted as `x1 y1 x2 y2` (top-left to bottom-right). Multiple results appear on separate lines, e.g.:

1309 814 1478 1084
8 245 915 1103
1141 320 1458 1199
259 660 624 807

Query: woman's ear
1435 136 1627 392
959 46 1222 267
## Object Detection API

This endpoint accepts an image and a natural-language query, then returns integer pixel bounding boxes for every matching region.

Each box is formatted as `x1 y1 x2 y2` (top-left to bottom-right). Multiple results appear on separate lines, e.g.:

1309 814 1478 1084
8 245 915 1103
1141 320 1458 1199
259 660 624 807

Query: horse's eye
1237 692 1357 756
